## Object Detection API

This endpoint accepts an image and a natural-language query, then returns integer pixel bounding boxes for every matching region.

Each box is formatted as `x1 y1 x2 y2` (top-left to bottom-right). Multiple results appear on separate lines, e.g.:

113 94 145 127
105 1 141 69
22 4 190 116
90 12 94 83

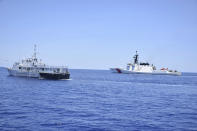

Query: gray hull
8 69 40 78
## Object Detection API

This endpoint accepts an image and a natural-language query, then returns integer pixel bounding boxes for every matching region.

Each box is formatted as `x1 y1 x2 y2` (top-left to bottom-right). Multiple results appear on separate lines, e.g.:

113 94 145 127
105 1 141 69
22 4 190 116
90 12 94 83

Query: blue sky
0 0 197 72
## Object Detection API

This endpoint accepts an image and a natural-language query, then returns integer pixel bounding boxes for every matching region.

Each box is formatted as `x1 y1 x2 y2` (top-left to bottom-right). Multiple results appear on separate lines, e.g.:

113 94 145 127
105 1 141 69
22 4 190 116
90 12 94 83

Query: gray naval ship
8 45 70 80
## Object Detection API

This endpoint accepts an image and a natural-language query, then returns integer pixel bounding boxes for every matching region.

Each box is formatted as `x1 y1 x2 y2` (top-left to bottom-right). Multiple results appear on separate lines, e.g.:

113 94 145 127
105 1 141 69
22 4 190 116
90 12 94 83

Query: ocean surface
0 67 197 131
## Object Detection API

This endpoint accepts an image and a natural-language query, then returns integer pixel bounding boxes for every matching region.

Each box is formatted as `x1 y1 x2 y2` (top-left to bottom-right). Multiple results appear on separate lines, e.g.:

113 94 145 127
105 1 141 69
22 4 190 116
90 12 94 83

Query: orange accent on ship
116 68 122 73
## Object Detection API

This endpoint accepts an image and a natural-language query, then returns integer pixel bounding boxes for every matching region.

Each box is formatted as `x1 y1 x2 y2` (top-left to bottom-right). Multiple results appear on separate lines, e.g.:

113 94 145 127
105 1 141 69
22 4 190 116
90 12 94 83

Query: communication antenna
34 44 37 59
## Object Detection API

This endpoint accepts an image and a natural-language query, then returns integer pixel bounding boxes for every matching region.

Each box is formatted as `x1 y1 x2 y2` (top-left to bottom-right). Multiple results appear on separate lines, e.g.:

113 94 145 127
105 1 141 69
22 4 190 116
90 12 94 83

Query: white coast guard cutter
110 51 181 76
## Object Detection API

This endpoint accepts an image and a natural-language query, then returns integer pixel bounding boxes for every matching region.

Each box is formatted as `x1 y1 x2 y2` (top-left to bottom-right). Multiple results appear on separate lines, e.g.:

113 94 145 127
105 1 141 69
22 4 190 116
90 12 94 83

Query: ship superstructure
8 45 70 80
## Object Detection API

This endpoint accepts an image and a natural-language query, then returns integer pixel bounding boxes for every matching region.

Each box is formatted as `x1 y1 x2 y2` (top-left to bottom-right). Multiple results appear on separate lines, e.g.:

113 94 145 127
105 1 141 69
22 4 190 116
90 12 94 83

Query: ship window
57 68 60 72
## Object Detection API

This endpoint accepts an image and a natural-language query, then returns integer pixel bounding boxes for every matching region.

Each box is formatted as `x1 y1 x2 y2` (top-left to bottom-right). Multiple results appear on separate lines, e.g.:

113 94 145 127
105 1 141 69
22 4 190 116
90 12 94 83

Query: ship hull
8 69 40 78
110 68 181 76
8 69 70 79
39 73 70 80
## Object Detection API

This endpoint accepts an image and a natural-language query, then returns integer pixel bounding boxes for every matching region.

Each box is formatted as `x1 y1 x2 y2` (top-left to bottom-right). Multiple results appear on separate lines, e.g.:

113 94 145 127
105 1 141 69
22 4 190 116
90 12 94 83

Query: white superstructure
8 45 70 79
110 51 181 76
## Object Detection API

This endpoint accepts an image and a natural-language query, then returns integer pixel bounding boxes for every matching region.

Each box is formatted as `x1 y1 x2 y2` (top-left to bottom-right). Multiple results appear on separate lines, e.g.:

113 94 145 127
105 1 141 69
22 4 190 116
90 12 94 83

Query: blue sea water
0 67 197 131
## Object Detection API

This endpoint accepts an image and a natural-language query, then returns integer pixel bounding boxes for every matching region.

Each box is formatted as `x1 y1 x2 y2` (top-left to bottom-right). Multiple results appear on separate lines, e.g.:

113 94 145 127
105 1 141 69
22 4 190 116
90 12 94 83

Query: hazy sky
0 0 197 72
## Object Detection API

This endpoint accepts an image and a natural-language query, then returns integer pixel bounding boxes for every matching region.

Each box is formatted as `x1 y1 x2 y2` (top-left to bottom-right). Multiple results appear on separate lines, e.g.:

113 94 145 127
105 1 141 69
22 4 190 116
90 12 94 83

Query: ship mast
33 44 37 60
133 51 139 64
